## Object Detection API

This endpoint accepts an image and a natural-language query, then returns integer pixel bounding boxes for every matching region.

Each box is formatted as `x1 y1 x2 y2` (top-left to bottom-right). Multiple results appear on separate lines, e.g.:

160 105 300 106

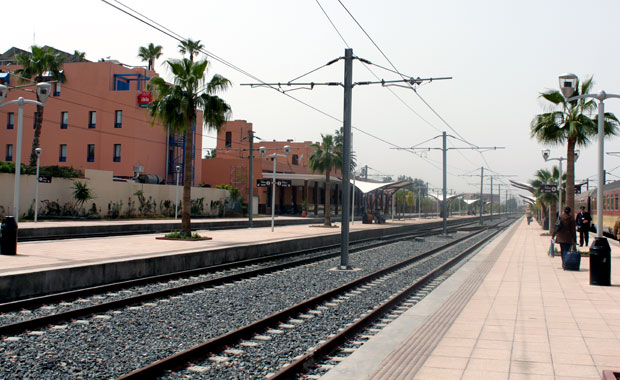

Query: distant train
574 180 620 238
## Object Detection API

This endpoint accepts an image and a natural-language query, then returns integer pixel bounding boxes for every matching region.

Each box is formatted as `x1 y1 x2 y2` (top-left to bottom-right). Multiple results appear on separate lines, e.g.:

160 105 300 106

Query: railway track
0 218 478 336
115 217 515 380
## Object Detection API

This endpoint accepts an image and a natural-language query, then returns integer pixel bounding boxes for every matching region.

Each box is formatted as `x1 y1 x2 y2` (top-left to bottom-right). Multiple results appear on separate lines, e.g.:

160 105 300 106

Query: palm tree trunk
29 103 44 166
566 138 576 216
181 117 193 236
324 171 331 226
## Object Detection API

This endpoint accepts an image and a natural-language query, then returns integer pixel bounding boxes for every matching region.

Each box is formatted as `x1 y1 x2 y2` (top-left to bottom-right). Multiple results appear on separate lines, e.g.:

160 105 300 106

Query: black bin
0 216 17 255
590 237 611 286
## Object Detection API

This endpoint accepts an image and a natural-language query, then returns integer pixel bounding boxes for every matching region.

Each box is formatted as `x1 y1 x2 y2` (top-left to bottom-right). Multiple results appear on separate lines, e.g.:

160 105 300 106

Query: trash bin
589 237 611 286
0 216 17 255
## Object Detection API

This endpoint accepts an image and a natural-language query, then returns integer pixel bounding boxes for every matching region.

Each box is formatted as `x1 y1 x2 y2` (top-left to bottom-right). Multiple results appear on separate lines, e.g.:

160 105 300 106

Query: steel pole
175 170 179 219
442 131 447 235
271 155 277 232
351 172 355 225
248 131 254 228
14 99 24 219
34 154 40 222
490 176 494 219
558 159 563 212
339 47 353 269
596 99 604 238
480 167 484 225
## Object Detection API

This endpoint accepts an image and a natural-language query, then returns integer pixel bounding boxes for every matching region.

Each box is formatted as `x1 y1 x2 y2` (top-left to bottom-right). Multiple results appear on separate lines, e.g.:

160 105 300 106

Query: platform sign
257 179 271 187
257 179 291 187
575 184 582 194
38 175 52 183
540 184 557 194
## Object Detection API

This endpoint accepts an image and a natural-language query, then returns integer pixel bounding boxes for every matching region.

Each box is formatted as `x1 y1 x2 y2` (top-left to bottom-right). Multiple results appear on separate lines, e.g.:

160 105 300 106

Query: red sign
138 91 153 108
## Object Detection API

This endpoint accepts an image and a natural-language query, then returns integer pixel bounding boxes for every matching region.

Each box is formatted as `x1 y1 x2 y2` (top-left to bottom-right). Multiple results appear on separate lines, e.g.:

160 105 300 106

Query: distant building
0 46 202 185
202 120 345 215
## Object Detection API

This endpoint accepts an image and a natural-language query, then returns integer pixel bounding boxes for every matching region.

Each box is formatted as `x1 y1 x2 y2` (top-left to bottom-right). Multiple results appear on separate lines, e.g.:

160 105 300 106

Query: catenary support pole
480 167 484 225
442 131 447 235
339 48 353 270
248 130 254 228
271 155 277 232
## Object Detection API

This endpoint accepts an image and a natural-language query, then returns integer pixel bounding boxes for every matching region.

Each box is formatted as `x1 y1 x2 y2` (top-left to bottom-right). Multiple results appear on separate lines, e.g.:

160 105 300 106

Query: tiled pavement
320 218 620 380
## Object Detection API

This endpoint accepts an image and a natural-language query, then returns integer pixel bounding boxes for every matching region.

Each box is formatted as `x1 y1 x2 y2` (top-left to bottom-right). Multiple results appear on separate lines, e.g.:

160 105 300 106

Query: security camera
0 84 7 104
558 73 578 99
36 82 52 104
283 145 291 155
35 148 42 156
542 149 550 161
259 146 266 157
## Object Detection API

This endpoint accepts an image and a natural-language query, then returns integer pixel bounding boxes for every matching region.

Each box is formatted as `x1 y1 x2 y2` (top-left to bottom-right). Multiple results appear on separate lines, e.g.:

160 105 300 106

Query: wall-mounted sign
38 175 52 183
138 91 153 108
257 179 292 187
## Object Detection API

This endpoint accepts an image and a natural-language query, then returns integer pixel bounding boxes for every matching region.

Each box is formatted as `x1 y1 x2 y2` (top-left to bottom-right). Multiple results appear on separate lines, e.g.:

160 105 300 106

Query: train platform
0 214 456 301
320 218 620 380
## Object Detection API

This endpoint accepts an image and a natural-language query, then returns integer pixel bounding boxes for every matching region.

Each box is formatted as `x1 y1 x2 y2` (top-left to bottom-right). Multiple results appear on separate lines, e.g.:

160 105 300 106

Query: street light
260 146 290 232
541 148 579 211
175 165 181 219
559 73 620 286
34 147 42 223
0 82 51 222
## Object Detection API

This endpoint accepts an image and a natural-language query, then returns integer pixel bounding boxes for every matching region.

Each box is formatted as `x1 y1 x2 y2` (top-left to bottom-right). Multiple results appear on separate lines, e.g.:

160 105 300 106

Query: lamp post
542 148 579 212
559 73 620 286
0 82 51 221
175 165 181 219
34 147 42 223
260 145 290 232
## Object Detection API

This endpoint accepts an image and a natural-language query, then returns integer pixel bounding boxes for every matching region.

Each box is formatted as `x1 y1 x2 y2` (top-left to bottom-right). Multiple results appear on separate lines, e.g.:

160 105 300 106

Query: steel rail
0 220 478 336
268 218 515 379
1 218 476 313
115 223 497 380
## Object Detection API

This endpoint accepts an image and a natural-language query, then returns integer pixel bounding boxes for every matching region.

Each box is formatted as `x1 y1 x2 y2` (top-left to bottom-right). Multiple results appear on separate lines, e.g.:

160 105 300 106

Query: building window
60 111 68 129
113 144 121 162
225 131 232 147
59 144 67 162
53 82 61 96
7 112 14 129
33 112 38 129
114 110 122 128
292 154 299 165
5 144 13 161
89 111 96 128
87 144 95 162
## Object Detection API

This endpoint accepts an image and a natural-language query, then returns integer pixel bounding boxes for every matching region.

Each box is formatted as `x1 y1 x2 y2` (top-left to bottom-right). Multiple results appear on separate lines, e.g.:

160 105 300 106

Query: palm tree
530 167 562 228
178 38 203 62
309 134 342 226
531 76 619 215
73 50 86 61
14 46 66 166
138 43 163 71
149 57 231 236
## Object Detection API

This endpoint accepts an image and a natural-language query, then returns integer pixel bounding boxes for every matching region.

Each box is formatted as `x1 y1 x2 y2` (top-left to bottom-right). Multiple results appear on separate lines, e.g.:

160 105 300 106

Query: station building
0 46 203 185
202 120 346 215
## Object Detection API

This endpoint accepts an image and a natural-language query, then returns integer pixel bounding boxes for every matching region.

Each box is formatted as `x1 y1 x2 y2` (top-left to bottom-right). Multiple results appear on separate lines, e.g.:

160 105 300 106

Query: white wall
0 169 228 218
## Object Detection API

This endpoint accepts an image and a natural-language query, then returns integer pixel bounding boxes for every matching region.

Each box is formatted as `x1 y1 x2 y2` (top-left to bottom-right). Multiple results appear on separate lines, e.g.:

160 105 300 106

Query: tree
530 167 562 226
14 46 66 166
150 56 231 236
531 76 619 215
138 43 163 71
178 38 203 62
309 134 342 226
73 50 86 60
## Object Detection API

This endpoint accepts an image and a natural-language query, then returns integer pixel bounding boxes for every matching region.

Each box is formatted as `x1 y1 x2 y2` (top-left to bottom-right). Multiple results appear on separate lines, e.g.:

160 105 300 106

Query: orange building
0 47 202 185
202 120 345 215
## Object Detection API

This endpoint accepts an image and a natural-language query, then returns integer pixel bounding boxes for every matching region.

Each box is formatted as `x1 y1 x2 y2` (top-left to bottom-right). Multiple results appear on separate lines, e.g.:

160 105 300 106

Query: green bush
0 161 82 178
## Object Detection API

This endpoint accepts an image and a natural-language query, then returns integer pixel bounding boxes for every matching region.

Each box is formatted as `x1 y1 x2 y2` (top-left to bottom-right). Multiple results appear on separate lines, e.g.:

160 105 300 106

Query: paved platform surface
0 216 445 276
320 218 620 380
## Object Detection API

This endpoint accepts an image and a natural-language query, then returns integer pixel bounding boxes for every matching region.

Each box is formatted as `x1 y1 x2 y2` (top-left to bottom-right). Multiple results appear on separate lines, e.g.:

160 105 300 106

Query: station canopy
351 179 413 195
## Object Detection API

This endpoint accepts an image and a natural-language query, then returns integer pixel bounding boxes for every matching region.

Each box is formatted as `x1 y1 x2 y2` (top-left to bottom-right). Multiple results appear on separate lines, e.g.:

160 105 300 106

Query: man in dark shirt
576 206 592 247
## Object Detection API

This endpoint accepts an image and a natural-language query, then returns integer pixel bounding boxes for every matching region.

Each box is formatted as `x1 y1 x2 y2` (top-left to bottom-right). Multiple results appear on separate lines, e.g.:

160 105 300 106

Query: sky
4 0 620 202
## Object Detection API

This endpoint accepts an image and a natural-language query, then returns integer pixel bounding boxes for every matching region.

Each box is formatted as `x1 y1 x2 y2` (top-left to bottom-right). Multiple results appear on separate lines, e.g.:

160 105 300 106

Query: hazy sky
4 0 620 200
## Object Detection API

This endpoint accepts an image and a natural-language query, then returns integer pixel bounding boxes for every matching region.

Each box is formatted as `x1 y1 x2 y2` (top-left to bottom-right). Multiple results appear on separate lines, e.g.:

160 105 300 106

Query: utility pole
340 48 353 270
248 130 255 228
364 165 368 180
480 167 484 225
392 133 502 235
490 176 494 219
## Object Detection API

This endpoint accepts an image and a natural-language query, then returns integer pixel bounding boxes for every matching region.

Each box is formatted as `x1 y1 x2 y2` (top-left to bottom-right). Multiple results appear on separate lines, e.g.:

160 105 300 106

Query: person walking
575 206 592 247
552 207 577 269
613 216 620 242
